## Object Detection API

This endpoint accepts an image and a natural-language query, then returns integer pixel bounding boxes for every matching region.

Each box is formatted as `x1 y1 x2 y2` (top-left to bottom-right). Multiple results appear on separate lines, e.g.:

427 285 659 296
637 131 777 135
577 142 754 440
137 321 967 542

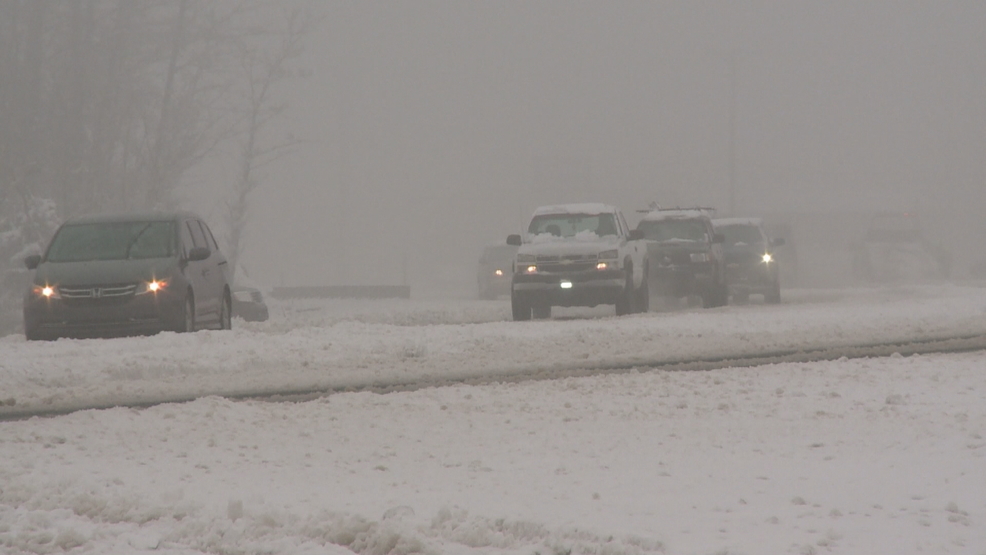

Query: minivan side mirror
24 254 42 270
771 237 786 247
506 234 522 246
628 229 644 241
187 246 211 261
712 233 725 244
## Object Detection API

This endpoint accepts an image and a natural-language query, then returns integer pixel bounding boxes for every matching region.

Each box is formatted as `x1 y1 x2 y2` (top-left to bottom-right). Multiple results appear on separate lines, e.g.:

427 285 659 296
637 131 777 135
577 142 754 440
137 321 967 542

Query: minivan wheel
219 293 232 330
177 293 195 333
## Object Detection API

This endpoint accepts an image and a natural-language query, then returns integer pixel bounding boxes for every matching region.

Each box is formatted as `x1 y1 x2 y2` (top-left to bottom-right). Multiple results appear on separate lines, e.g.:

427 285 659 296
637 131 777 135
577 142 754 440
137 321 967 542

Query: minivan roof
65 211 203 225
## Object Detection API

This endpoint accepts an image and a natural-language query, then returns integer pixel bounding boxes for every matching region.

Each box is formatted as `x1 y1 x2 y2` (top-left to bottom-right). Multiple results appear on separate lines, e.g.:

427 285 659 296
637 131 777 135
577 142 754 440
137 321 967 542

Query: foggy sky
240 1 986 291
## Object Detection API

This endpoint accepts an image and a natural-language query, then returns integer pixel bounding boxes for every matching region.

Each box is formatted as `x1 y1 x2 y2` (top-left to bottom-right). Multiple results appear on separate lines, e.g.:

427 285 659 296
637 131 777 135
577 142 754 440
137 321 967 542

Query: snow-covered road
1 284 985 554
2 284 986 417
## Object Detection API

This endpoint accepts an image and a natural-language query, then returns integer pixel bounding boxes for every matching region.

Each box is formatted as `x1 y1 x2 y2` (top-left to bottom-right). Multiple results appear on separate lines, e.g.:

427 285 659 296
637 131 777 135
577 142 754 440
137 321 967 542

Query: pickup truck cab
507 203 647 320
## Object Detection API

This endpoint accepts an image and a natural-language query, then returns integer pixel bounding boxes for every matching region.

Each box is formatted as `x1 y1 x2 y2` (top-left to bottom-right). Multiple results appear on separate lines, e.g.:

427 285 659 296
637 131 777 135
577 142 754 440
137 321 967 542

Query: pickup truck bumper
512 269 626 308
650 262 716 298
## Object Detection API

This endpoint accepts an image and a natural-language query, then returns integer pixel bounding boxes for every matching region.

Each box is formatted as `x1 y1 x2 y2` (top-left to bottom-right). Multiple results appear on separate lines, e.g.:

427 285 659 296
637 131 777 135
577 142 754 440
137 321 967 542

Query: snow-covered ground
1 284 985 554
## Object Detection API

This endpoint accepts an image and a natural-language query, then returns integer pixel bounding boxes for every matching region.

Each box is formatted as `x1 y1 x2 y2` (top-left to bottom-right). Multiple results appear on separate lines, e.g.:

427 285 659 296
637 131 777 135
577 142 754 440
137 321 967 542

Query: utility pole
728 52 737 217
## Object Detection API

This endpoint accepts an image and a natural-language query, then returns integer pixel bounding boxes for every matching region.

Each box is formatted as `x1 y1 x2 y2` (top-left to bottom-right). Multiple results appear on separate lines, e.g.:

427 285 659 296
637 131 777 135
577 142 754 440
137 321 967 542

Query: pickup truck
506 203 648 320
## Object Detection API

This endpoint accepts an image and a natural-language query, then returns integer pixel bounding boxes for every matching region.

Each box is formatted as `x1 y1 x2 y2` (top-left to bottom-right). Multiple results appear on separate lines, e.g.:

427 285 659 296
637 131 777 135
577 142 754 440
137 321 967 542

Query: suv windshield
528 213 617 238
717 224 764 247
637 219 708 243
45 221 176 262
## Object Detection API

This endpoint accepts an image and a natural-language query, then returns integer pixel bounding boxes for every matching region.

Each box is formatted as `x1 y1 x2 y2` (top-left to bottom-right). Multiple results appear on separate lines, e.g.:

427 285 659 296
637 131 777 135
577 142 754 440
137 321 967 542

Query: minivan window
197 220 219 251
45 221 176 262
186 220 207 249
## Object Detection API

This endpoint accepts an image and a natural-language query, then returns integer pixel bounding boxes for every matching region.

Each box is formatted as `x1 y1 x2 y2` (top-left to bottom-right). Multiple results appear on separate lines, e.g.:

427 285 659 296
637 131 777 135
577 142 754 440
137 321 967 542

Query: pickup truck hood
518 236 621 258
646 240 709 256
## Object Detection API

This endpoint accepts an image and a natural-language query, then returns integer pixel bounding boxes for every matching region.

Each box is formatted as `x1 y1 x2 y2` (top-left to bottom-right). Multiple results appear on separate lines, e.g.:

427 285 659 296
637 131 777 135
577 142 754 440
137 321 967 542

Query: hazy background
219 1 985 294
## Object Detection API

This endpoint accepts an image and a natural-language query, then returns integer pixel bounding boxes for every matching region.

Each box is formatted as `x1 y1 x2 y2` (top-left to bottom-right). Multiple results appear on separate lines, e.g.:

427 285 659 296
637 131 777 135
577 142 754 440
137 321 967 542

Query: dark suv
636 208 728 308
23 211 232 340
712 217 784 304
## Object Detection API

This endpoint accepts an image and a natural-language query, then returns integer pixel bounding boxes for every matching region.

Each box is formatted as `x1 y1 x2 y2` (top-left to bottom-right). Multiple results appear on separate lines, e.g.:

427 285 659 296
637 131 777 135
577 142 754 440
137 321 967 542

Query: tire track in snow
3 332 985 420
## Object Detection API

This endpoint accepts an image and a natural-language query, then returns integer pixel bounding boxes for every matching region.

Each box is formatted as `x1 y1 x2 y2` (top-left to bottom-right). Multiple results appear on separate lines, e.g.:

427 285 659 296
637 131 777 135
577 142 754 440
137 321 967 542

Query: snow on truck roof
640 209 710 221
532 203 617 216
712 217 763 227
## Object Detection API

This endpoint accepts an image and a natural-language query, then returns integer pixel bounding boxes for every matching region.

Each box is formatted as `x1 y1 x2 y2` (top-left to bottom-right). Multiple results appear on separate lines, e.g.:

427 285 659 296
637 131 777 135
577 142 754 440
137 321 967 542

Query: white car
506 203 648 320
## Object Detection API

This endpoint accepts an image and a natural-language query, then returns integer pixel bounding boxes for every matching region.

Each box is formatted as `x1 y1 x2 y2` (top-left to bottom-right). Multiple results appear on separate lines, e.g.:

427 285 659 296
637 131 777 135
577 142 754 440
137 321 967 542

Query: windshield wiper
123 223 154 259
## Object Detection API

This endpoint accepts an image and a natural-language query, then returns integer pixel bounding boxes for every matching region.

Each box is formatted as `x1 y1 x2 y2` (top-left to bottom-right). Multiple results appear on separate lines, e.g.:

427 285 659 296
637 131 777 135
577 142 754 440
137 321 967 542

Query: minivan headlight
136 279 168 295
33 284 60 299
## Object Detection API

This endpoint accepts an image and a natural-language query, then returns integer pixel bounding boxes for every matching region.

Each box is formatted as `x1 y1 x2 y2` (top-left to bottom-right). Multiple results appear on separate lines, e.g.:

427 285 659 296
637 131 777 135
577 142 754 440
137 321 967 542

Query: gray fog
210 2 986 292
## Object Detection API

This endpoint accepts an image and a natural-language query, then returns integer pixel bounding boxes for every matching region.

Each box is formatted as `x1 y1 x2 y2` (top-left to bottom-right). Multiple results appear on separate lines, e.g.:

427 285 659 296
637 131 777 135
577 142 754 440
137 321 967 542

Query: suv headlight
690 252 711 263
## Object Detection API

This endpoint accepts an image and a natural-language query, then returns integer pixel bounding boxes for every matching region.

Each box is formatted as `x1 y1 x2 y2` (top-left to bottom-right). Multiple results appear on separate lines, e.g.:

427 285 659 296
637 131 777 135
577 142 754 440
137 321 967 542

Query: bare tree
0 0 316 335
224 3 315 278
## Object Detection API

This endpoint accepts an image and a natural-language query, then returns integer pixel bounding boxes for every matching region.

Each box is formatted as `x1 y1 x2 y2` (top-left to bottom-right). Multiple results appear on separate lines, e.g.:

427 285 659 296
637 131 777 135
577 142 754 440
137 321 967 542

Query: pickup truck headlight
690 252 711 263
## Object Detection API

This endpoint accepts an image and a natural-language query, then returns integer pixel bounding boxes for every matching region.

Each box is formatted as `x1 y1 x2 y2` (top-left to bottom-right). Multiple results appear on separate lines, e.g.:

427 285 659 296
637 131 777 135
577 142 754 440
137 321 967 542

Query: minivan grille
60 284 137 305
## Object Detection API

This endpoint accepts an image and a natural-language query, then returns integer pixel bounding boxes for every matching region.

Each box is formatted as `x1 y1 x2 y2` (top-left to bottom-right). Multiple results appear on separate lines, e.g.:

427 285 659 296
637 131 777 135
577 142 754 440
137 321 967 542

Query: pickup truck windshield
528 213 617 238
45 221 176 262
638 219 708 243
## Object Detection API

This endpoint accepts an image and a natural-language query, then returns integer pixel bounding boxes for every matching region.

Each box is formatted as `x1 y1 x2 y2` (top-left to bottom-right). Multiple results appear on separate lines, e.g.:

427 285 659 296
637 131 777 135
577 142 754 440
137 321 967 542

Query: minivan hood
33 258 179 286
518 236 621 257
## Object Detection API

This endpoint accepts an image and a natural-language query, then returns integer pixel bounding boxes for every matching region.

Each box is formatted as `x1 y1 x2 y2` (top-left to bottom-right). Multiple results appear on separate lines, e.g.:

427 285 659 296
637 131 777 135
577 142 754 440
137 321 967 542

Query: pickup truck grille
535 254 598 263
537 262 597 273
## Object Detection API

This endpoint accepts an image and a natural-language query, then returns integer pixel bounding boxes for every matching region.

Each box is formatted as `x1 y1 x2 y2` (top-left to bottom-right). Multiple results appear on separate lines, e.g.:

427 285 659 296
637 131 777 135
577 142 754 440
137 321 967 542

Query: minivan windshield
45 221 176 262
